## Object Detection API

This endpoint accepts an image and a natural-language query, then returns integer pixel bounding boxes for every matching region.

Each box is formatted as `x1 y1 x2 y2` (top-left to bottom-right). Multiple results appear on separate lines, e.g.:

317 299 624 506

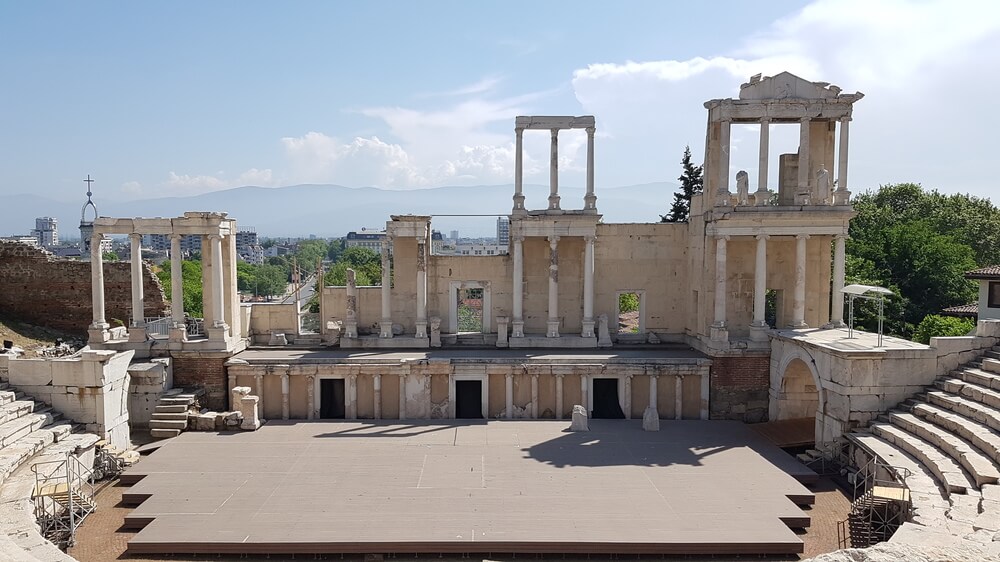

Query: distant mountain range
1 182 681 238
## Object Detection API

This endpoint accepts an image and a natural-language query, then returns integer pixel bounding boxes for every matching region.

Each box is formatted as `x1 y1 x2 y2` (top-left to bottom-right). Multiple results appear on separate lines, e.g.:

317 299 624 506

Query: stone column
796 117 811 204
751 234 769 341
700 372 710 420
127 233 146 342
209 234 227 329
512 126 526 214
584 126 597 211
547 235 560 338
834 116 852 205
530 374 539 419
373 374 382 419
793 234 809 328
168 234 186 341
88 233 109 343
555 374 564 420
711 235 729 342
511 235 524 338
581 374 589 416
548 129 561 211
398 373 407 420
716 119 732 206
675 376 684 420
347 374 358 420
756 118 770 206
380 234 393 338
306 376 315 420
623 375 632 420
415 239 427 338
281 373 289 420
505 373 514 419
648 375 658 411
830 234 847 327
581 234 596 338
344 269 358 338
254 373 265 422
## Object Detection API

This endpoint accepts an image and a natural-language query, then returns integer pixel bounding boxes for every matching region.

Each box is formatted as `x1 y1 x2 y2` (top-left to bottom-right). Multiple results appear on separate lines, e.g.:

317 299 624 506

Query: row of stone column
715 116 851 206
377 234 430 339
712 233 847 340
512 126 597 214
511 234 596 338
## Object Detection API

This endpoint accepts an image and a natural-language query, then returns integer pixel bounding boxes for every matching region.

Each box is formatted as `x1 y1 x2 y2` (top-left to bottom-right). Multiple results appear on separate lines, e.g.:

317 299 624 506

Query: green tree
661 145 703 222
102 251 119 261
327 238 345 262
338 246 382 284
156 260 203 317
324 261 376 287
294 239 330 273
912 314 976 344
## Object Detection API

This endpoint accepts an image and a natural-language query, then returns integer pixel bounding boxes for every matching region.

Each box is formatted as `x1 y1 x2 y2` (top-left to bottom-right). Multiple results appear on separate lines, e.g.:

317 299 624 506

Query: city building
31 217 58 246
496 216 509 246
345 228 386 254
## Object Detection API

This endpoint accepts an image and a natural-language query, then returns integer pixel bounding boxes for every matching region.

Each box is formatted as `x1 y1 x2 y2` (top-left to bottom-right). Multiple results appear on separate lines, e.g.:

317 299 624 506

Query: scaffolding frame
31 451 96 548
837 455 912 548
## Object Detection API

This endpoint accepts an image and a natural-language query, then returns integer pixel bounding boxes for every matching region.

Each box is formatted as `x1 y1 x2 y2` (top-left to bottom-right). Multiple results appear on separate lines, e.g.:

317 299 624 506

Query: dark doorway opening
592 378 625 419
455 380 483 419
320 379 345 419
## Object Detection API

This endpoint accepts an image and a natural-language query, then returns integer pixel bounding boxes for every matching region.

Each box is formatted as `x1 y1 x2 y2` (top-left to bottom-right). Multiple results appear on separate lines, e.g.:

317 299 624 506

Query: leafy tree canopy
912 314 976 345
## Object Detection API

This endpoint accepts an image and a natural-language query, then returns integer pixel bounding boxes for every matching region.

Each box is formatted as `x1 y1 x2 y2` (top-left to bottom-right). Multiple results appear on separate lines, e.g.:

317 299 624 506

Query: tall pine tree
661 145 704 222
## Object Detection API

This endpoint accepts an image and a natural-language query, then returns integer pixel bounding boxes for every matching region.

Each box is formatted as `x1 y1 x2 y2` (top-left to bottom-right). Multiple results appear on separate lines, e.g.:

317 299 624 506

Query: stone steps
911 402 1000 466
155 404 188 414
149 419 187 431
0 399 38 425
936 378 1000 410
150 428 182 439
148 389 199 439
0 408 59 449
888 411 1000 486
952 366 1000 391
927 390 1000 434
869 422 976 495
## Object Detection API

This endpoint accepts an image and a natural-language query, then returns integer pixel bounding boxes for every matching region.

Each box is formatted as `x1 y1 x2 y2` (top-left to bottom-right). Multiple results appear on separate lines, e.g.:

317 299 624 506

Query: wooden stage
122 420 816 556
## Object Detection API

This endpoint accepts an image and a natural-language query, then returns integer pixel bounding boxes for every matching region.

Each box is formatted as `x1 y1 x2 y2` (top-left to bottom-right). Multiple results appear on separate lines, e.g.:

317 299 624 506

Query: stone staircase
0 378 101 560
149 388 202 439
846 345 1000 541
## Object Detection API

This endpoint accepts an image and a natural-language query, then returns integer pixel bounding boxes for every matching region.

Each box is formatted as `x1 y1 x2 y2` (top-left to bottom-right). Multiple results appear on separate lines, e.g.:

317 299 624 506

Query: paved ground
235 345 708 362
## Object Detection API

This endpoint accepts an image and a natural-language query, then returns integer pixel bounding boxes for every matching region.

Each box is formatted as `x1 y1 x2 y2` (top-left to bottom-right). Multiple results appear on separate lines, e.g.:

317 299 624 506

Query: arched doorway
775 358 819 421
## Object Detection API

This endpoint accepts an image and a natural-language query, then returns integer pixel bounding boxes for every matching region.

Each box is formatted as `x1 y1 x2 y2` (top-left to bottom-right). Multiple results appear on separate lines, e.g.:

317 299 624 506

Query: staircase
0 378 101 558
844 344 1000 544
149 388 202 439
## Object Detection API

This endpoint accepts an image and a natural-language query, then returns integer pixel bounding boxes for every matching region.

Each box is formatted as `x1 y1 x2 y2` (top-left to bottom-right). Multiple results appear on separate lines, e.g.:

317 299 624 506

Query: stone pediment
739 72 842 101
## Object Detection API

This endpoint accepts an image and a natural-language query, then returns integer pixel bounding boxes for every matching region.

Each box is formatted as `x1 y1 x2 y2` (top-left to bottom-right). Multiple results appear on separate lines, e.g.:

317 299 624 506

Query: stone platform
121 420 816 556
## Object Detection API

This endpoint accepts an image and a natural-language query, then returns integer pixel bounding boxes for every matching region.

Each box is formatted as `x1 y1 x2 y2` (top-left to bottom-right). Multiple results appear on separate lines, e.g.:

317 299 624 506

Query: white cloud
120 180 143 194
161 168 276 194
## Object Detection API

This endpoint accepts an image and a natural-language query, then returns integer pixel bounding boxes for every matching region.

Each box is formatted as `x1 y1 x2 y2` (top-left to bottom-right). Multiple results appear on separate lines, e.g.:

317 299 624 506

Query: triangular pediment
739 71 840 101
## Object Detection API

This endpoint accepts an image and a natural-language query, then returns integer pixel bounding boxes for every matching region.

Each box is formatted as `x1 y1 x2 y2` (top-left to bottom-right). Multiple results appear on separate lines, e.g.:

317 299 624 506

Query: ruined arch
770 347 827 444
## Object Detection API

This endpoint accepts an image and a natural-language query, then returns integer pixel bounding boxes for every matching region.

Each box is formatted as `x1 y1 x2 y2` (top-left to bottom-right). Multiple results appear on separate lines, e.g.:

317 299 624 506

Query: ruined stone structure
0 240 167 334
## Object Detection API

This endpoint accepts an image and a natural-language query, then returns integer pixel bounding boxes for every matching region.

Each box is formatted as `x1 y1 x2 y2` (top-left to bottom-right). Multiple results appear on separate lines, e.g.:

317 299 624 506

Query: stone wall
709 354 770 422
0 241 168 334
172 354 228 410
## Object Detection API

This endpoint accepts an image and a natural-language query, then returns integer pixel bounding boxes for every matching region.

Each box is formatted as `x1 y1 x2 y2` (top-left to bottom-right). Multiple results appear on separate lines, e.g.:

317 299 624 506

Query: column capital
129 232 142 242
585 126 596 136
548 234 560 245
347 373 358 382
624 374 634 381
583 234 596 243
208 233 223 241
512 234 525 243
759 117 771 124
834 233 849 240
169 233 183 242
555 373 565 380
719 117 732 124
715 234 730 242
515 125 525 134
755 233 770 241
840 115 852 123
505 373 514 381
550 128 559 139
531 373 539 380
796 233 811 240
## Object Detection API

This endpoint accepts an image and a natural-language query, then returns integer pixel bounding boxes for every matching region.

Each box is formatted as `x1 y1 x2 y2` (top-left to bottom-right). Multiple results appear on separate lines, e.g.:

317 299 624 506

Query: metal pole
848 295 855 339
66 452 75 543
877 295 884 347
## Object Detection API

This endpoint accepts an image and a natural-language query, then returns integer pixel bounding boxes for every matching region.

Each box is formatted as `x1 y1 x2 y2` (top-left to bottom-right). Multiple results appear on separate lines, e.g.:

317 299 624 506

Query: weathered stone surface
642 407 659 431
569 405 588 431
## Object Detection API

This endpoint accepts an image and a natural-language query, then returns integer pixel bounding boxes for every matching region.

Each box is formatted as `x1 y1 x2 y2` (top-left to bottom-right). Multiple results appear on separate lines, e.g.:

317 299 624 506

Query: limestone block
190 412 216 431
570 405 589 431
8 360 53 387
269 333 288 346
642 407 660 431
647 332 661 344
984 358 1000 375
223 411 243 428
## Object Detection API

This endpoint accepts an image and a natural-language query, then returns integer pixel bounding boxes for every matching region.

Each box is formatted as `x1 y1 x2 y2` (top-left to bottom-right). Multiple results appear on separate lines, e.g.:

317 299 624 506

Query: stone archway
770 347 828 444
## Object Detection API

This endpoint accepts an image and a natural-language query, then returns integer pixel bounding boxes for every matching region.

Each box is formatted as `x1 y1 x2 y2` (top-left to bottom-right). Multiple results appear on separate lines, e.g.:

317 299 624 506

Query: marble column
623 375 632 420
415 239 427 338
546 235 560 337
751 234 769 341
834 117 852 205
793 234 809 328
648 375 658 411
380 235 393 338
830 235 847 327
209 234 227 329
169 234 186 340
398 373 407 420
675 376 684 420
88 233 109 343
512 235 524 338
581 374 589 416
717 119 732 206
512 126 526 214
555 374 564 420
756 118 770 205
347 374 358 420
306 376 315 420
128 233 146 342
584 126 597 211
281 373 289 420
796 117 811 204
505 373 514 419
548 129 561 211
711 235 729 342
373 374 382 419
581 234 596 338
254 373 265 422
530 374 539 419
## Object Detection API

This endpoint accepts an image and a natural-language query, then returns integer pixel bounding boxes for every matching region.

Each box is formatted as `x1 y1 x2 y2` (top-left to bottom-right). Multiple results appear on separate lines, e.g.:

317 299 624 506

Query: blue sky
2 0 998 204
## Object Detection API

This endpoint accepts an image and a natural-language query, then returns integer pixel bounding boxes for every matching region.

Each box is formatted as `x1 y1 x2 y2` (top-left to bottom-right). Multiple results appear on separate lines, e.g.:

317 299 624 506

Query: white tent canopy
841 284 894 346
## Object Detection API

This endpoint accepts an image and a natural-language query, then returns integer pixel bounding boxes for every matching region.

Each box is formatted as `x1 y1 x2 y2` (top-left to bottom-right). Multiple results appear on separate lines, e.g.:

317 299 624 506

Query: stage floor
122 420 816 556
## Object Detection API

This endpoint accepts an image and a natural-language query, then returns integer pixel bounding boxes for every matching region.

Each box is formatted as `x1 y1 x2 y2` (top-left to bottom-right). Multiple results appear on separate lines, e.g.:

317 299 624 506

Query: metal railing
299 312 320 334
837 455 913 548
31 452 97 548
143 316 172 337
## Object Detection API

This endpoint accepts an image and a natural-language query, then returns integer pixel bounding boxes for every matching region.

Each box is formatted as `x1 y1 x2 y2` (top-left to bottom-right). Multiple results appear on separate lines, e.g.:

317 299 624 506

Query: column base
169 325 187 343
207 324 230 343
344 320 358 339
512 194 526 215
790 321 809 329
749 323 770 342
754 189 770 206
822 320 847 329
546 321 560 338
547 194 561 211
581 320 595 339
794 192 811 205
128 326 148 343
583 194 597 212
716 191 732 207
834 189 851 205
415 321 427 339
88 323 110 344
511 320 524 338
379 320 394 338
710 324 729 343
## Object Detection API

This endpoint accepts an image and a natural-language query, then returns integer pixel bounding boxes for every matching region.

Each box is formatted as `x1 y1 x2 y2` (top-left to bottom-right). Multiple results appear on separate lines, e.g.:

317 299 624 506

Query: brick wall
0 241 168 334
173 355 228 410
709 354 771 422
